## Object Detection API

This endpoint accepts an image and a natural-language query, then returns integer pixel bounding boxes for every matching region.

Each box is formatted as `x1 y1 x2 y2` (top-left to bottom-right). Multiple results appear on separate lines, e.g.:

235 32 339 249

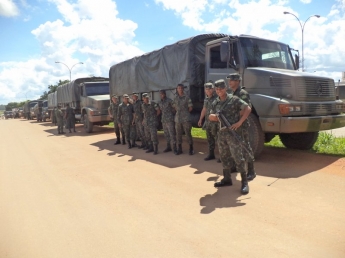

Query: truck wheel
279 132 319 150
247 113 265 158
83 114 93 133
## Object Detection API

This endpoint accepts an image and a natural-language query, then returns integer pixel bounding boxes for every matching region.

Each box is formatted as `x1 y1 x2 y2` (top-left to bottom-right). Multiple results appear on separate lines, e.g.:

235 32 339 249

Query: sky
0 0 345 104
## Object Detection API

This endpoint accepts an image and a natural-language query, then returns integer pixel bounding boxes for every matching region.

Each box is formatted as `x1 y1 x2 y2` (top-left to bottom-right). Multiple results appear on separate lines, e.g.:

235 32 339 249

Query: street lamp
55 61 83 81
283 12 320 71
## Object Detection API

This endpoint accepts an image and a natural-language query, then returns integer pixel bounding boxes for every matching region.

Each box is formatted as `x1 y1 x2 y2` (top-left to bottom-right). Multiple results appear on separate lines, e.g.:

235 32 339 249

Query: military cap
142 93 149 98
177 83 184 88
204 82 214 89
132 93 139 97
111 94 117 98
214 79 227 88
123 94 129 98
226 73 242 81
159 90 166 94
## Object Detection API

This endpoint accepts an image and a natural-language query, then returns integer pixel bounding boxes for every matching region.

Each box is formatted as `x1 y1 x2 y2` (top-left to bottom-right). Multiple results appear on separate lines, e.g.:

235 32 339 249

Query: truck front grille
296 78 335 100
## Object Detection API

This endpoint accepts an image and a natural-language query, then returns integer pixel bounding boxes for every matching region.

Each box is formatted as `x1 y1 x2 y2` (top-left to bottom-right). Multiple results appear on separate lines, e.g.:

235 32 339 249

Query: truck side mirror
295 54 299 70
220 41 229 62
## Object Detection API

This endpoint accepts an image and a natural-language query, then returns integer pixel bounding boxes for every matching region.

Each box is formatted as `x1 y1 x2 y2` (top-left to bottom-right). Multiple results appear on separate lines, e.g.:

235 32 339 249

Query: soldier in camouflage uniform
198 81 218 161
209 79 252 195
132 93 145 148
65 103 76 133
108 95 124 145
142 93 161 155
172 84 194 155
52 107 57 125
227 73 256 181
158 90 177 154
55 104 65 134
117 94 135 149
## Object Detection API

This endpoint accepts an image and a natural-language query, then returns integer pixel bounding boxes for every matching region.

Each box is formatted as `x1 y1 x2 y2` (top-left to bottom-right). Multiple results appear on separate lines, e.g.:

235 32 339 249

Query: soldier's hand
230 121 242 130
198 120 202 127
118 123 122 128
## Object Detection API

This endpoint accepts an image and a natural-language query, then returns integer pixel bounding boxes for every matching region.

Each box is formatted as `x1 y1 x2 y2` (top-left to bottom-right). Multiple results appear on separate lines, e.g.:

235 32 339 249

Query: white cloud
299 0 312 4
0 0 143 103
0 0 19 17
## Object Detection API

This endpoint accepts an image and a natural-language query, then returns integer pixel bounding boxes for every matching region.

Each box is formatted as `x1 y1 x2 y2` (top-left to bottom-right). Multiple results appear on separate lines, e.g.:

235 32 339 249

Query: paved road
1 119 345 258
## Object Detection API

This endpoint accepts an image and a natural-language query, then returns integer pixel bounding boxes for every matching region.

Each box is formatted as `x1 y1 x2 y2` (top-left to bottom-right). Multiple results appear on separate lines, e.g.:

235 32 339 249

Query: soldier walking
132 93 144 148
142 93 161 155
65 103 76 133
209 79 252 195
227 73 256 181
118 94 135 149
108 95 123 145
55 104 65 134
198 81 218 161
158 90 177 154
172 84 194 155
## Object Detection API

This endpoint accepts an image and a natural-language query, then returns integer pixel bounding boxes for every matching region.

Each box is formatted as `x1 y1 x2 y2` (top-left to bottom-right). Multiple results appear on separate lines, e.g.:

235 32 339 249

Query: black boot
176 144 182 155
143 141 148 150
214 169 232 187
153 144 158 155
114 138 121 145
138 140 145 149
173 144 178 155
247 162 256 181
128 141 132 149
230 166 237 173
131 140 138 148
163 143 172 153
189 144 194 155
240 173 249 195
217 158 221 163
146 143 153 153
122 136 126 145
204 149 215 161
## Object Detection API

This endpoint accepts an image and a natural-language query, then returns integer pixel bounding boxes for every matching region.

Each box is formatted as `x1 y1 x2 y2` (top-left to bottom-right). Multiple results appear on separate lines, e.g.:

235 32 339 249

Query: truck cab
205 35 345 155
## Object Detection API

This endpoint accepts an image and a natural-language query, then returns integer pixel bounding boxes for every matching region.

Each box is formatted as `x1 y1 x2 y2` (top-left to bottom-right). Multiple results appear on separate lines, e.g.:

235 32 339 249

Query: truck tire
247 113 265 158
83 114 93 133
279 132 319 150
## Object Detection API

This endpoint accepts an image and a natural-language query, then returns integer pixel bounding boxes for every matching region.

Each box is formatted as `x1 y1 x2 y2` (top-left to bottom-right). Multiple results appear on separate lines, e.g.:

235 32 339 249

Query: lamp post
55 61 83 81
283 12 320 71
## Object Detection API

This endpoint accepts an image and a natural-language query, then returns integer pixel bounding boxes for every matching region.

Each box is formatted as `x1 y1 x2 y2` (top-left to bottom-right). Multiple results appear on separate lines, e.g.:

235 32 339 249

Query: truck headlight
90 110 101 115
278 104 302 115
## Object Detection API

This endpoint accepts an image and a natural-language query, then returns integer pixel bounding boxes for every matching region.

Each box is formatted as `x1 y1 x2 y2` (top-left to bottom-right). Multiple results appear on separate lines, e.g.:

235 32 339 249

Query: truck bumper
88 115 111 123
260 114 345 133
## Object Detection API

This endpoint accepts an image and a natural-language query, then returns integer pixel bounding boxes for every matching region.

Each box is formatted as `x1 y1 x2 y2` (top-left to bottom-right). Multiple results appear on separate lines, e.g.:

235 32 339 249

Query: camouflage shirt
232 87 252 108
142 101 159 127
117 102 134 126
158 97 175 123
172 94 193 123
65 106 74 119
203 93 217 125
211 94 248 128
55 108 64 121
133 100 143 122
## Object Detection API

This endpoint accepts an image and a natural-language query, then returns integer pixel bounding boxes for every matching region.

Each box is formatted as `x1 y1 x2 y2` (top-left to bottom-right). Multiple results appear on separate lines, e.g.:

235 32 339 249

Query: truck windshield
85 83 109 96
29 102 38 108
43 102 48 107
240 37 295 70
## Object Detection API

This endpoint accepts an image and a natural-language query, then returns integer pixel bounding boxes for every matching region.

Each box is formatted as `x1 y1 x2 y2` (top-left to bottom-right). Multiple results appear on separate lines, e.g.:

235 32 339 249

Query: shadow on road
43 124 113 136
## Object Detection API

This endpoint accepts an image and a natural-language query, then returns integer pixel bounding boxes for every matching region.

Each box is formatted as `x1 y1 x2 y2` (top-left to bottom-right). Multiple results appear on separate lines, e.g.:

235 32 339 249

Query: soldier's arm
198 107 207 127
188 98 193 112
230 101 251 130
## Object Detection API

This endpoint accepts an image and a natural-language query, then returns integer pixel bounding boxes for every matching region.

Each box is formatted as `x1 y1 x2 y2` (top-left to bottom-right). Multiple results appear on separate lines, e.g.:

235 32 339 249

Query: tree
39 79 69 100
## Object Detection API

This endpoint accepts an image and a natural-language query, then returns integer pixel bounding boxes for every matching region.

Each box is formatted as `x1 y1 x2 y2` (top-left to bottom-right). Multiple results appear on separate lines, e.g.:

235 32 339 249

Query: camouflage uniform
109 100 124 144
52 107 57 125
133 98 145 147
117 101 134 147
204 93 218 156
142 100 159 150
55 107 64 134
173 93 193 154
158 96 176 150
65 106 75 132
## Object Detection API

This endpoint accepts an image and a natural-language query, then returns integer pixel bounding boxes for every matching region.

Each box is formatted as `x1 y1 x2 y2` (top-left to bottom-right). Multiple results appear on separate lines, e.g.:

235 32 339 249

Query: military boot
153 144 158 155
131 140 138 148
146 143 153 153
114 138 121 145
204 149 215 161
240 173 249 195
128 141 132 149
122 136 126 145
230 166 237 173
189 144 194 155
217 158 221 163
247 162 256 181
173 144 178 155
142 141 148 150
138 140 145 149
214 169 232 187
163 143 172 153
176 144 183 155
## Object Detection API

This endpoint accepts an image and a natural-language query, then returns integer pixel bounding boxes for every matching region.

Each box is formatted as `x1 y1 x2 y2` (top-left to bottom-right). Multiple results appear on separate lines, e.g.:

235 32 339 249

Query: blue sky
0 0 344 104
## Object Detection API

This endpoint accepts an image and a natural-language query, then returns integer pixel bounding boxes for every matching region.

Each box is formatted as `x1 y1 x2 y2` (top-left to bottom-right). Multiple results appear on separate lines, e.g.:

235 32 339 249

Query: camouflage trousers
130 124 137 141
163 121 176 145
218 129 246 174
57 119 64 133
144 124 158 145
52 114 57 124
176 122 193 145
228 126 254 165
205 122 217 151
122 124 135 143
135 119 145 141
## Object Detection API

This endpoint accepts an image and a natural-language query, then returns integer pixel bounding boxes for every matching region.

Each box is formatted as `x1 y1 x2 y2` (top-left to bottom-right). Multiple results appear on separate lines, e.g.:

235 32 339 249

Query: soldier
142 93 161 155
118 94 135 148
132 93 145 148
108 94 124 145
65 103 76 133
227 73 256 181
158 90 177 154
198 81 218 161
55 104 65 134
172 84 194 155
209 79 252 195
52 107 57 125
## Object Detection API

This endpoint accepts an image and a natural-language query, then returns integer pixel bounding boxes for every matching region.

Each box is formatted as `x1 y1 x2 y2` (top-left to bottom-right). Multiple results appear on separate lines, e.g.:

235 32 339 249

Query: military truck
109 33 345 157
47 91 57 123
23 100 38 120
41 100 49 122
33 100 43 122
56 77 111 133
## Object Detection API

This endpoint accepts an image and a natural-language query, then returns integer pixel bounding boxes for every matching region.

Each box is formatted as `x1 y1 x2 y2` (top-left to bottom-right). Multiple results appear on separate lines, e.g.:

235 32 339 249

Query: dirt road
1 119 344 258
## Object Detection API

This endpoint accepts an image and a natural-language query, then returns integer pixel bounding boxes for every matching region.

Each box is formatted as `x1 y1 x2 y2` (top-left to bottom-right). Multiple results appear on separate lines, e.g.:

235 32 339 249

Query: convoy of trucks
109 33 345 157
23 100 38 120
